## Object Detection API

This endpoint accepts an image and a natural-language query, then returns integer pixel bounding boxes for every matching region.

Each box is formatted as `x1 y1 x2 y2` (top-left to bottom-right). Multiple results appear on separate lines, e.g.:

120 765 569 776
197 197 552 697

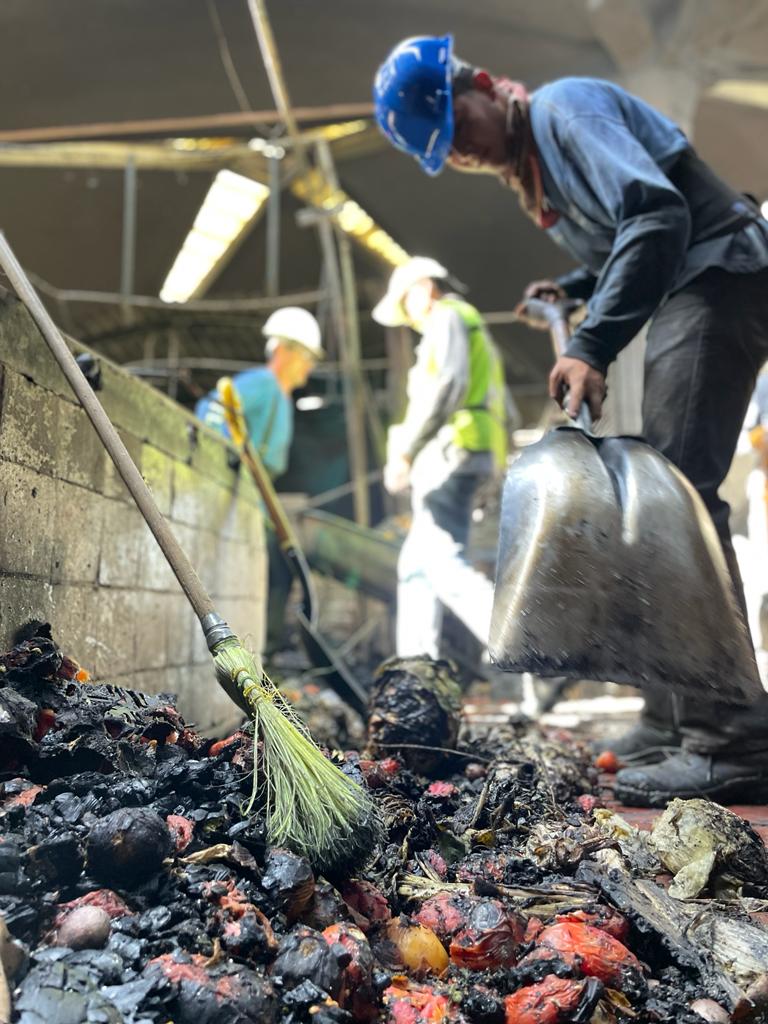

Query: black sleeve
558 115 691 373
555 266 598 301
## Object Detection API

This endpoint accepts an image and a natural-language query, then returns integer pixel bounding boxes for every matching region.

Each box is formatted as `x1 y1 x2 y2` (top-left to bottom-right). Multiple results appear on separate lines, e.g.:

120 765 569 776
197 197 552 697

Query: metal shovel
489 299 762 705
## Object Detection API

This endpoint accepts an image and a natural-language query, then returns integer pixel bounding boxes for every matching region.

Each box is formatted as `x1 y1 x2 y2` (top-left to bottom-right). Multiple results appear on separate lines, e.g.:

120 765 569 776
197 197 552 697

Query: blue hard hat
373 35 454 176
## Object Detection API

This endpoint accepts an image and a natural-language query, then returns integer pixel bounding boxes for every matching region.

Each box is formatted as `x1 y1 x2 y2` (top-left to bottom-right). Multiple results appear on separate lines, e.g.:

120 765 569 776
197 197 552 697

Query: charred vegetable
366 656 462 773
86 807 172 886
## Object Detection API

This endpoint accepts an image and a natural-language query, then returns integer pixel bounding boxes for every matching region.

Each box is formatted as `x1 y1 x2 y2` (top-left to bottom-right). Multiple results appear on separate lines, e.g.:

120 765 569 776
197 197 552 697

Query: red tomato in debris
554 908 630 943
208 732 243 758
415 891 473 942
342 879 392 930
425 782 457 799
384 979 451 1023
323 924 378 1023
503 975 586 1024
33 708 57 742
533 921 642 990
594 750 620 773
576 794 601 814
166 815 194 853
449 901 526 971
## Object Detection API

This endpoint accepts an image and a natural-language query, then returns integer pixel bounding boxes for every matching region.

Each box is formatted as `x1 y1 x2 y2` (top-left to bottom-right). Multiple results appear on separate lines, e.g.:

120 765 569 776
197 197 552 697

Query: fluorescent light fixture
160 169 269 303
762 200 768 220
708 80 768 109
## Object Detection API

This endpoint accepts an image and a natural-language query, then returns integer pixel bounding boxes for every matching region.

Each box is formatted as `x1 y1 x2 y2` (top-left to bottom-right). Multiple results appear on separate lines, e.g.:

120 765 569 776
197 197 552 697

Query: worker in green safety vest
373 256 509 658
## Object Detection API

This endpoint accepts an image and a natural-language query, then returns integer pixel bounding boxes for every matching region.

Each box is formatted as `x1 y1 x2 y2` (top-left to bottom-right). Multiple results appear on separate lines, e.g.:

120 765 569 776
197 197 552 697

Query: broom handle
0 233 222 634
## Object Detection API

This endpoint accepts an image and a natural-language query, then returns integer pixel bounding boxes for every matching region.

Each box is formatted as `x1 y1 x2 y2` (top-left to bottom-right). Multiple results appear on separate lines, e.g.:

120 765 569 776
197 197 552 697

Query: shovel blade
489 428 762 705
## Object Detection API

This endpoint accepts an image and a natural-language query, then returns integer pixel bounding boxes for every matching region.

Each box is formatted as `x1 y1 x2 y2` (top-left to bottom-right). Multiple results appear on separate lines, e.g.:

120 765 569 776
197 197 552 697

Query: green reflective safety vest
438 297 508 471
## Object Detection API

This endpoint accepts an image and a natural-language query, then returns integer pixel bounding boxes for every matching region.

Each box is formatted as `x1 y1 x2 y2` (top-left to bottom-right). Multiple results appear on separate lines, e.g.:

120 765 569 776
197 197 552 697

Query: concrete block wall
0 293 266 735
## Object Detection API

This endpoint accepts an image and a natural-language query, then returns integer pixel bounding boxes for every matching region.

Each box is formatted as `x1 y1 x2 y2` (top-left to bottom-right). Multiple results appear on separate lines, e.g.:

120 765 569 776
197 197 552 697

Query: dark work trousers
640 265 768 753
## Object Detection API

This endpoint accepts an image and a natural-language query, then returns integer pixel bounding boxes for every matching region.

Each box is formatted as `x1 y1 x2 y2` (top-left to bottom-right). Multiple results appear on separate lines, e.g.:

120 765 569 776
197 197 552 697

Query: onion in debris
54 906 111 950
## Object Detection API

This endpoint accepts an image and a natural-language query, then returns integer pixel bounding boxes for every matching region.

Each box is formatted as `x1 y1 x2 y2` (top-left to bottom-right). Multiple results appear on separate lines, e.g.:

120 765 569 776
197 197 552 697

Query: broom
0 232 376 875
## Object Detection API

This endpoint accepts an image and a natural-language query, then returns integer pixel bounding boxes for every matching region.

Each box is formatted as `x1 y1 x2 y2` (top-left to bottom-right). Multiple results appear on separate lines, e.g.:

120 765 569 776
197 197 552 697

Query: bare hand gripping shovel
489 299 762 705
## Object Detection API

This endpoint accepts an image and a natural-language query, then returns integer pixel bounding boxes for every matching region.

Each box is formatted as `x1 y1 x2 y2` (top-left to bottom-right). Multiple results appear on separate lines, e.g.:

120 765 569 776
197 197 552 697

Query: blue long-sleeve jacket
195 366 293 478
530 78 768 373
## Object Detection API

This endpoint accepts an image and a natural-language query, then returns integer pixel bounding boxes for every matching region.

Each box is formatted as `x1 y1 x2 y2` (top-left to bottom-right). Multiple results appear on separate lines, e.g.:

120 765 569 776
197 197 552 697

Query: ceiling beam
30 274 323 312
0 141 266 173
0 124 384 174
0 103 374 144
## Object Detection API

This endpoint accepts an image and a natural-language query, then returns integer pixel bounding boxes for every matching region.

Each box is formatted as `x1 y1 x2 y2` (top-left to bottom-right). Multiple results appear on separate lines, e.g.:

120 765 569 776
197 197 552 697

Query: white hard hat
262 307 324 359
372 256 449 327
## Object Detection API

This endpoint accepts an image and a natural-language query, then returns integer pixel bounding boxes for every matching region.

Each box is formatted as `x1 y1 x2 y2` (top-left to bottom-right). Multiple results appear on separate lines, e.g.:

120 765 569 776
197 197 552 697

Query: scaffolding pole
119 157 137 326
316 139 385 466
246 0 369 526
265 153 281 297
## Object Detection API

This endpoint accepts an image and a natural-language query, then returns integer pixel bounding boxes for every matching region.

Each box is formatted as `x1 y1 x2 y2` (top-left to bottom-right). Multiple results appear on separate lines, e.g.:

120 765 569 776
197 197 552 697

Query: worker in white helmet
196 306 324 478
196 307 324 650
373 256 508 659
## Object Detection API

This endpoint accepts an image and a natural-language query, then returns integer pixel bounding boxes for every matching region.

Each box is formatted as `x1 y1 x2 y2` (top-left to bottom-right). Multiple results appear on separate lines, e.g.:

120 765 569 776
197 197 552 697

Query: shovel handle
518 297 592 433
216 377 296 552
519 297 581 357
216 378 318 626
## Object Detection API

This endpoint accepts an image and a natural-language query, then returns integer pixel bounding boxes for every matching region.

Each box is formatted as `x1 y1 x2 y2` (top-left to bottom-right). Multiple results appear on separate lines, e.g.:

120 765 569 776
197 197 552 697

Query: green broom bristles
212 635 378 876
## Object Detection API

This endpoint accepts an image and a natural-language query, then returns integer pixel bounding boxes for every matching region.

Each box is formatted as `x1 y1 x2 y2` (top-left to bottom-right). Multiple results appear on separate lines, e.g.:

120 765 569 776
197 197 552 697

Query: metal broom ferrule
201 612 237 651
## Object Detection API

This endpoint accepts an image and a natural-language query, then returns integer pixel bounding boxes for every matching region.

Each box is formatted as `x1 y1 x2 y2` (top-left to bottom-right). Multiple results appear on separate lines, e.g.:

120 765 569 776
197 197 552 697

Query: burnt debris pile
1 634 768 1023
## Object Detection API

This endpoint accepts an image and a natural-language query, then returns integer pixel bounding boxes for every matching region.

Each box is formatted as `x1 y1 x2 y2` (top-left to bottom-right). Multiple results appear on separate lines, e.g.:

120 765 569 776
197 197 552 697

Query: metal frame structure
8 12 401 528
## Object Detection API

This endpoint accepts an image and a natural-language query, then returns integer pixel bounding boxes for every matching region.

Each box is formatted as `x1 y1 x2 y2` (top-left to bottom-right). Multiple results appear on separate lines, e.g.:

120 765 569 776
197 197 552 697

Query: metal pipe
247 0 305 154
28 274 324 312
166 330 181 400
247 0 369 526
120 157 137 301
0 103 374 144
265 153 281 296
308 206 370 525
122 355 392 372
304 470 382 509
316 139 385 465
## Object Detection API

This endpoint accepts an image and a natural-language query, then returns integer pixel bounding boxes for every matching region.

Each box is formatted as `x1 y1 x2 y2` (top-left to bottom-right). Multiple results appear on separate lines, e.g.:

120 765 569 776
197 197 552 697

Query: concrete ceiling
0 0 767 402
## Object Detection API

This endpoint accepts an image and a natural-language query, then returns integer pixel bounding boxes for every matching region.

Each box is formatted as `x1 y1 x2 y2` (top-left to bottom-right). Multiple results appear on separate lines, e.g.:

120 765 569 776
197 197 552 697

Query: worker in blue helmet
374 36 768 808
373 35 455 176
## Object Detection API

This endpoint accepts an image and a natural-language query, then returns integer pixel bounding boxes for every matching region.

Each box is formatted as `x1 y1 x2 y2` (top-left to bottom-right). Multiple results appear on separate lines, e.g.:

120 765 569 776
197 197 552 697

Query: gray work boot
614 750 768 807
593 721 682 764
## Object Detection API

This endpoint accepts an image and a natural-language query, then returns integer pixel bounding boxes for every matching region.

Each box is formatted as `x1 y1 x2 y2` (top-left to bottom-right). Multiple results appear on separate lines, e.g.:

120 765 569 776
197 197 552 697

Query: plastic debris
649 799 768 899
